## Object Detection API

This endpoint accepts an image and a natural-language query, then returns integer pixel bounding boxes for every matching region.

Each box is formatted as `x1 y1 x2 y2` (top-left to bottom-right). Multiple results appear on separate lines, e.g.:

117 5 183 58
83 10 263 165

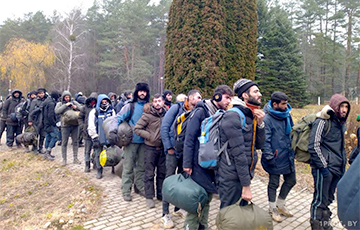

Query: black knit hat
50 90 61 101
37 88 47 93
233 79 258 97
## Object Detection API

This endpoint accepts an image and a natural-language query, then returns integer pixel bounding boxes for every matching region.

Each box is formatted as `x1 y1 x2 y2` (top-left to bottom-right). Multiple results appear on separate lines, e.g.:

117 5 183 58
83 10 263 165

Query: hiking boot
62 159 67 166
96 168 103 179
38 149 44 154
161 214 174 229
269 208 282 222
310 219 325 230
146 199 155 208
84 161 90 173
73 158 81 164
111 166 115 174
173 209 187 218
44 151 54 161
277 206 293 217
123 194 132 202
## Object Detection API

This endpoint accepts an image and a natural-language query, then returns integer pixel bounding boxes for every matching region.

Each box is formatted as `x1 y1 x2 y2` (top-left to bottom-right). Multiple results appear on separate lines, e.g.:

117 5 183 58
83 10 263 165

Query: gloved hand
320 167 330 177
92 138 101 148
108 131 119 145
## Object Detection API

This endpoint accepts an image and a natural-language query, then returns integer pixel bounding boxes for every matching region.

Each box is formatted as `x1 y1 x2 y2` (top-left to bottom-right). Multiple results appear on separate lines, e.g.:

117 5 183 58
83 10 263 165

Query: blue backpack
198 107 245 169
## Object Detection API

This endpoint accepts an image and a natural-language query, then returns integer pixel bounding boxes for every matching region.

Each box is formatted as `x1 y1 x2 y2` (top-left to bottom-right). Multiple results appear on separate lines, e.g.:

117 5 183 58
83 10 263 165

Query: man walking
160 89 202 228
308 94 350 230
55 91 82 166
134 94 167 208
217 79 265 209
111 82 150 201
183 85 233 229
261 91 296 222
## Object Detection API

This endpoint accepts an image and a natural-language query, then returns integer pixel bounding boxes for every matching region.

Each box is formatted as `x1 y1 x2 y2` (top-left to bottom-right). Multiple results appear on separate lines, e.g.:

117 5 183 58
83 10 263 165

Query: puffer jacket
134 103 167 147
261 102 295 175
160 101 187 155
309 101 349 177
54 91 82 127
3 89 23 126
217 97 265 188
183 99 219 194
42 96 58 132
78 92 98 140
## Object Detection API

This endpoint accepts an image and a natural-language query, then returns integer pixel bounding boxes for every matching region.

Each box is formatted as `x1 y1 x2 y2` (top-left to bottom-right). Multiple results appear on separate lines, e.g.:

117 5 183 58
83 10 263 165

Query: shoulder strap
228 107 246 127
125 102 135 122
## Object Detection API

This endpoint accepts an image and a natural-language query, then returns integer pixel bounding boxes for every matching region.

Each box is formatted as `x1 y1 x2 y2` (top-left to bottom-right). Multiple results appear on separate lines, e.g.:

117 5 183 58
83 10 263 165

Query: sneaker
173 209 187 219
123 194 132 202
278 206 293 217
146 199 155 208
161 214 174 229
44 152 54 161
269 208 282 222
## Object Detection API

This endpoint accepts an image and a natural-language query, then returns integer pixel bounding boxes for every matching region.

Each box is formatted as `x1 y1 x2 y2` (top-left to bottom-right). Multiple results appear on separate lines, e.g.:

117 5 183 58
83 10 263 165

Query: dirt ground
0 149 102 230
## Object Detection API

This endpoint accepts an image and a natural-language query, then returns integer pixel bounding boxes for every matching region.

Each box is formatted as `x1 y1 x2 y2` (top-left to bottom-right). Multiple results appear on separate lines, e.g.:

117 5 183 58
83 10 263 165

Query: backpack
290 114 331 163
198 107 245 169
173 109 195 154
15 100 26 121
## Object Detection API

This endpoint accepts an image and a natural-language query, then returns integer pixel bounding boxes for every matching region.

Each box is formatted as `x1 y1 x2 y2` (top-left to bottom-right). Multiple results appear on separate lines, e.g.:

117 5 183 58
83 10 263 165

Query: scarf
245 102 260 114
267 100 292 135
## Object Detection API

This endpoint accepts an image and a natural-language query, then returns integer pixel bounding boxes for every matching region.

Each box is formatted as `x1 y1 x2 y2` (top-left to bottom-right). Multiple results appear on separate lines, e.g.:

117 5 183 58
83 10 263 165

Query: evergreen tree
256 1 309 107
165 0 258 98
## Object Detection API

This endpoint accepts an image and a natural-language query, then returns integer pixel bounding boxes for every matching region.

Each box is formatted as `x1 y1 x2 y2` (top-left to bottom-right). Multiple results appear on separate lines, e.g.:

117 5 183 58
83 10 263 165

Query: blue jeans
45 126 59 149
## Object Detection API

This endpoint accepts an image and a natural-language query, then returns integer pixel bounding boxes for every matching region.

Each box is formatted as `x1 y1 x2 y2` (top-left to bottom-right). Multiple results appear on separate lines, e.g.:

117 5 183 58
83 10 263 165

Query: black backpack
173 109 195 154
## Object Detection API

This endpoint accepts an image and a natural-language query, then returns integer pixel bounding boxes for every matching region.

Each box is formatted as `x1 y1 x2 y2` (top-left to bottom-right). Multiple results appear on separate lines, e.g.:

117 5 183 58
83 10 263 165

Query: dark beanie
37 88 47 93
163 90 172 99
51 90 60 101
233 79 258 97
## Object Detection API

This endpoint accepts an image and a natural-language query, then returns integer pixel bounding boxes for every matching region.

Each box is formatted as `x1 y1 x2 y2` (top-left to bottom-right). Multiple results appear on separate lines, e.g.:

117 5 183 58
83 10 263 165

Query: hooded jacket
116 82 150 144
108 92 117 108
217 96 265 188
28 93 48 123
87 94 115 144
3 89 23 126
78 92 98 140
261 101 295 175
42 93 60 132
308 95 350 177
54 91 82 127
183 99 219 194
134 103 167 147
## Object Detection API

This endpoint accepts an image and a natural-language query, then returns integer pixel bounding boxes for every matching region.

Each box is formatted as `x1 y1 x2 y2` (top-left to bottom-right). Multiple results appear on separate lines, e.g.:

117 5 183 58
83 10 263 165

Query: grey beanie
233 79 258 97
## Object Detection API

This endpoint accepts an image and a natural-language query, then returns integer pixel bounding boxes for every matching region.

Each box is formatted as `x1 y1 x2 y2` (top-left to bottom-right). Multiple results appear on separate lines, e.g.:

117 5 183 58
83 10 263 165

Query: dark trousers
94 145 103 170
144 145 166 199
84 138 93 162
162 153 183 215
218 179 244 209
310 168 340 220
38 128 46 150
61 125 79 160
44 126 59 149
268 171 296 202
0 119 6 142
6 124 22 147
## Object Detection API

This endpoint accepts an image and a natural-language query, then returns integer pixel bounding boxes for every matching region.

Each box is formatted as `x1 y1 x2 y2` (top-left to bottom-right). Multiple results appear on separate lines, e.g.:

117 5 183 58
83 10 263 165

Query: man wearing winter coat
114 90 132 113
87 94 116 179
134 94 167 209
217 79 265 209
308 94 350 230
42 91 61 161
28 88 48 153
159 89 202 228
162 90 173 109
111 82 150 201
78 92 98 172
2 89 23 150
261 92 296 222
183 85 233 229
55 91 83 166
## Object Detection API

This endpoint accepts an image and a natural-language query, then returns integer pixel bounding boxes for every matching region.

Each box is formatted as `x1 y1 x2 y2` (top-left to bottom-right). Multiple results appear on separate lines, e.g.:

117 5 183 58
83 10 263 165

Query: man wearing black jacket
42 91 61 161
308 94 350 230
217 79 265 209
183 85 233 230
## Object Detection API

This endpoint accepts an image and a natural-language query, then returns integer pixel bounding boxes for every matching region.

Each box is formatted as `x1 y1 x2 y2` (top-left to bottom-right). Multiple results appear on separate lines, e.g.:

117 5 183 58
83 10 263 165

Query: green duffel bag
162 174 208 215
216 198 273 230
99 145 123 167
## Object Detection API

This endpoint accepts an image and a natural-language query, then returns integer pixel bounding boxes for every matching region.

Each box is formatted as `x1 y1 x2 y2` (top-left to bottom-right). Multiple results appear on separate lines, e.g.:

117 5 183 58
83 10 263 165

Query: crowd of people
0 78 357 230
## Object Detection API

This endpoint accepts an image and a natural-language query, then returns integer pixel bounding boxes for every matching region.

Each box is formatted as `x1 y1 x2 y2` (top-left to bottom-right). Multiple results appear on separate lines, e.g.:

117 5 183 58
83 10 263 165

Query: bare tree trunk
124 45 130 80
344 12 352 98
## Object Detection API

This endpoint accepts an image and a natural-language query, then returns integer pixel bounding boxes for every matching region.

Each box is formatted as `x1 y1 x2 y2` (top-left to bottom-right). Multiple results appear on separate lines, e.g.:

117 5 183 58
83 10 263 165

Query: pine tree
256 2 309 107
165 0 258 98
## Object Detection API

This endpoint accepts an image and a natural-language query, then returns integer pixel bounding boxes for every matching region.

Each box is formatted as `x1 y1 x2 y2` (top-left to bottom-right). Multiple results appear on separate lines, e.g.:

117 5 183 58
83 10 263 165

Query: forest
0 0 358 106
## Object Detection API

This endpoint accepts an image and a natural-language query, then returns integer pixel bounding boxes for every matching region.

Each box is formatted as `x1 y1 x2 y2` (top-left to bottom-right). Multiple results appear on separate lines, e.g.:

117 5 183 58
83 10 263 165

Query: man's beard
139 94 146 100
276 107 286 112
248 95 261 106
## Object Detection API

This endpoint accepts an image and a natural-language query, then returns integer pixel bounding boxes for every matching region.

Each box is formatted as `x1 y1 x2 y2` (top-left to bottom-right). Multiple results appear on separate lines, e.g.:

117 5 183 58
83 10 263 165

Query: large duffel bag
102 116 132 147
216 198 273 230
162 174 208 215
99 145 123 167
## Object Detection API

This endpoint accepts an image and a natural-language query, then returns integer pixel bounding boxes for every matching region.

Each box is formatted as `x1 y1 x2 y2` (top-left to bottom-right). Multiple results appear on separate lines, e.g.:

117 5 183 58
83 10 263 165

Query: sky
0 0 95 24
